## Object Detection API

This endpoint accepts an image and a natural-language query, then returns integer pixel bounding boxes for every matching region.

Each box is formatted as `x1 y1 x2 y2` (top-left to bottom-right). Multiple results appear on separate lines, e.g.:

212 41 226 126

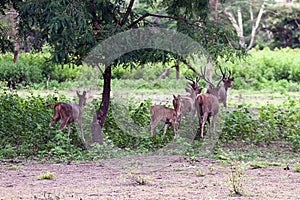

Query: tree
0 0 244 143
222 0 266 51
264 3 300 48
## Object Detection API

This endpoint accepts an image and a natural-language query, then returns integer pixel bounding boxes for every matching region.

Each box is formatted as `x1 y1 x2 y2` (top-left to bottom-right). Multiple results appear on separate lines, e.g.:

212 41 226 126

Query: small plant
136 175 151 185
228 162 245 196
294 163 300 173
38 172 55 180
131 174 151 185
195 169 206 177
250 161 281 169
5 164 23 169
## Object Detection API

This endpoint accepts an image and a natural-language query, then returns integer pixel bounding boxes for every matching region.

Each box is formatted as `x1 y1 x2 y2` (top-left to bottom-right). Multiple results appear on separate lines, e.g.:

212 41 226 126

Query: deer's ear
83 91 87 95
76 91 80 96
173 95 176 99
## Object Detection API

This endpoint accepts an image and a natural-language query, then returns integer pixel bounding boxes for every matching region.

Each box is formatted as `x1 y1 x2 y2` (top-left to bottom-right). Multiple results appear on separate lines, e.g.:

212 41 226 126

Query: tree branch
128 13 193 29
120 0 135 26
224 7 245 47
246 1 265 50
89 0 101 30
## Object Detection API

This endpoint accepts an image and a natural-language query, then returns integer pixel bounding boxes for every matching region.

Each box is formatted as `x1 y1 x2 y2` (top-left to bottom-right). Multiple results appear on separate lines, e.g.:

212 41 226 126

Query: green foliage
0 52 81 88
294 163 300 173
265 3 300 49
221 105 257 144
223 48 300 90
221 98 300 150
0 91 86 160
38 172 55 180
0 53 44 87
102 98 171 152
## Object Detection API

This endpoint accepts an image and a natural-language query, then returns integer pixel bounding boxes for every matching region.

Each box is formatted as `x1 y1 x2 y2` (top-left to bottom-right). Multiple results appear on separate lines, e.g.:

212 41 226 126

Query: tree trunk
91 65 111 144
175 60 180 80
97 65 111 127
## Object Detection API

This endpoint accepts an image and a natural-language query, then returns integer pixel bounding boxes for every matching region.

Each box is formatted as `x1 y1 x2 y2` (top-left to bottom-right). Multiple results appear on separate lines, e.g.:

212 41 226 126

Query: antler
215 66 227 87
185 76 199 90
228 68 232 79
199 66 215 87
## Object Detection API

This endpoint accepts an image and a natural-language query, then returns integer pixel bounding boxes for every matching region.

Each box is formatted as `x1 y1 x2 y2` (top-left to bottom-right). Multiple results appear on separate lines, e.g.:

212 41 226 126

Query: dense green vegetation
0 47 299 161
0 89 299 161
1 47 299 91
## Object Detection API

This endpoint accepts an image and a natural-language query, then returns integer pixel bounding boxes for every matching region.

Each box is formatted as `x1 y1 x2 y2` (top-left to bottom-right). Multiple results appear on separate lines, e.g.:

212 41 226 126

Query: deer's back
53 102 81 122
180 96 194 114
197 93 219 115
218 86 227 103
150 105 175 121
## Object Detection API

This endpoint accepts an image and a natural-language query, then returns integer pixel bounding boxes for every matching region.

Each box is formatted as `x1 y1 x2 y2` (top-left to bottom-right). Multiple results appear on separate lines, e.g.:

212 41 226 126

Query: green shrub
222 47 300 90
0 91 86 159
221 98 300 150
0 52 81 87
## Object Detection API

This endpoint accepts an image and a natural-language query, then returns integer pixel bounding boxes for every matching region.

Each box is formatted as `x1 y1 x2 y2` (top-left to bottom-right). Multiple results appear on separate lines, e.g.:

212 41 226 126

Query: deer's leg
171 121 178 140
149 120 154 136
150 118 160 137
201 113 208 138
67 123 71 139
77 120 85 143
211 114 218 133
163 123 169 136
58 117 69 131
49 114 60 135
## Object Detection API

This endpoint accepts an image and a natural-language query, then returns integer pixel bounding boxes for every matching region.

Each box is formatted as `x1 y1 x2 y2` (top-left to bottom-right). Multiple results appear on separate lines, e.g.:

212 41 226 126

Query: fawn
45 91 87 142
149 95 183 138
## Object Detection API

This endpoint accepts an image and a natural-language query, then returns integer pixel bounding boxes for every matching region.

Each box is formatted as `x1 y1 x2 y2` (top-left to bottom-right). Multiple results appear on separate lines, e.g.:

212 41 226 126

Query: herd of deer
149 66 234 139
45 66 234 143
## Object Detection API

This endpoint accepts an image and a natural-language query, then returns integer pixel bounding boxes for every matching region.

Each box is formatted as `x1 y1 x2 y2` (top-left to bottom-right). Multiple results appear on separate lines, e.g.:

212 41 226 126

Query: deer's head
185 76 203 97
222 70 234 90
76 91 87 107
173 94 183 120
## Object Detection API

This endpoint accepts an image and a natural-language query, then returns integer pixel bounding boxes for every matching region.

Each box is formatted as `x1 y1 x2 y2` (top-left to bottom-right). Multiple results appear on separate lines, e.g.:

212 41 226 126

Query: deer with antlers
149 95 183 138
178 76 203 118
205 66 234 108
195 66 234 137
45 91 87 142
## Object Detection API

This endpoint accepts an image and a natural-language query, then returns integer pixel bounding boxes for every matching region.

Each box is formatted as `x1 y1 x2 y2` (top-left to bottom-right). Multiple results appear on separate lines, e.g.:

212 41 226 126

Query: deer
45 91 87 142
149 95 183 138
195 92 219 138
205 66 234 108
178 76 203 118
194 66 225 138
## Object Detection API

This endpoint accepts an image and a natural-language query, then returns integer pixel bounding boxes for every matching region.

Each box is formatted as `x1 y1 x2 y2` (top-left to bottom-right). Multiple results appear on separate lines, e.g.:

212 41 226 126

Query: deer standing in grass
178 76 203 119
45 91 87 142
149 95 183 138
206 67 234 108
195 67 228 138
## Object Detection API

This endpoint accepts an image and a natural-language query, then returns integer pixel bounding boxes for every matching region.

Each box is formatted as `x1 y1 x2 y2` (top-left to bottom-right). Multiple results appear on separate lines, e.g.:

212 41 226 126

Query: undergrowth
0 91 299 162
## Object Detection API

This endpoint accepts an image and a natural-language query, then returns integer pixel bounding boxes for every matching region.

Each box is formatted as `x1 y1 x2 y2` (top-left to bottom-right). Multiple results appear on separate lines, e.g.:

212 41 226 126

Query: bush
0 52 81 87
220 98 300 150
0 91 86 160
221 47 300 90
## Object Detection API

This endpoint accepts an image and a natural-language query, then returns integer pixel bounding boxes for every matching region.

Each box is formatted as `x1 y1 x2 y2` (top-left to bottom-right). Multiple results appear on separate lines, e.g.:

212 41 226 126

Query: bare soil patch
1 155 300 200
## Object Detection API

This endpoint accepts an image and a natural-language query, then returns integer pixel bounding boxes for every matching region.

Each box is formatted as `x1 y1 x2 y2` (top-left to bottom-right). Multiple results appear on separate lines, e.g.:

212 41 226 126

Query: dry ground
1 155 300 200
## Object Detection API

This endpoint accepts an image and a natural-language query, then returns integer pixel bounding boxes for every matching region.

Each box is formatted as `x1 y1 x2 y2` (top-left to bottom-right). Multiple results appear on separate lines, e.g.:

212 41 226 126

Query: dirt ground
1 155 300 200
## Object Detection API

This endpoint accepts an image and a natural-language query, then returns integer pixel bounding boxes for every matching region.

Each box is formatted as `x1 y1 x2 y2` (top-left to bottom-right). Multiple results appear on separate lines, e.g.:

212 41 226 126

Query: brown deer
45 91 87 142
195 93 219 138
205 67 234 108
177 77 203 119
194 66 225 138
149 95 183 137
